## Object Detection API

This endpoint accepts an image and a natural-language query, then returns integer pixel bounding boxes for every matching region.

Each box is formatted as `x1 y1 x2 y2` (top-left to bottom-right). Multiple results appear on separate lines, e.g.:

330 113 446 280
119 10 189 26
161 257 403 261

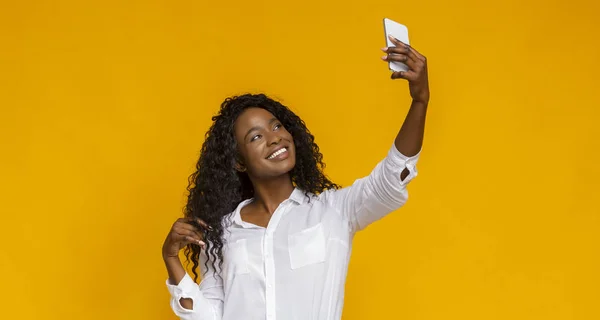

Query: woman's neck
250 175 295 215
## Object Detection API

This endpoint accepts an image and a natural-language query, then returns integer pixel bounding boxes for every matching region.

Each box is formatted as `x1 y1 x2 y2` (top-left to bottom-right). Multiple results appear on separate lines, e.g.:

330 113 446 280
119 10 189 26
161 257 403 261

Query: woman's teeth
267 148 287 159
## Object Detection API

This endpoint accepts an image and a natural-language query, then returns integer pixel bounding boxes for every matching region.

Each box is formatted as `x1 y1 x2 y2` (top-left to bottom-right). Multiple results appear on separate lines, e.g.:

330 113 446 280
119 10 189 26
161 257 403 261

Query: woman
162 35 429 320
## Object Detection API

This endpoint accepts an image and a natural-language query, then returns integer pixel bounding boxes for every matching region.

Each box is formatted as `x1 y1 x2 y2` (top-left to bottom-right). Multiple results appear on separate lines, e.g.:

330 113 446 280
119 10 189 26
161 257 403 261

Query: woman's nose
267 133 282 146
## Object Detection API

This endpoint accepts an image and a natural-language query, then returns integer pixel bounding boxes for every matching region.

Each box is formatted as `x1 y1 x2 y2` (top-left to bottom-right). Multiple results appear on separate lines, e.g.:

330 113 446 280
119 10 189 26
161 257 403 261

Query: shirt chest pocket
288 223 327 269
225 239 250 275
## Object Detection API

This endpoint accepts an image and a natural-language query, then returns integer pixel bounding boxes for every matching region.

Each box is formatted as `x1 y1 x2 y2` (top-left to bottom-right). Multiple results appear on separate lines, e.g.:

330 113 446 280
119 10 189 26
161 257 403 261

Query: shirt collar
289 187 308 205
230 187 308 228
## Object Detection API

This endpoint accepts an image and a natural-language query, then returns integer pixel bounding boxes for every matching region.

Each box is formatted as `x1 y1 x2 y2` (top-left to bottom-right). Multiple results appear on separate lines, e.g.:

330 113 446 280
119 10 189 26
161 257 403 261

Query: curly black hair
184 93 340 282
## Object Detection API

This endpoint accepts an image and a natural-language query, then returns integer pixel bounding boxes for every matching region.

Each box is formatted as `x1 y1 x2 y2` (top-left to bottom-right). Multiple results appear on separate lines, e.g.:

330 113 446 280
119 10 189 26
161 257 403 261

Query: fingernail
381 55 387 60
198 240 205 246
381 47 387 52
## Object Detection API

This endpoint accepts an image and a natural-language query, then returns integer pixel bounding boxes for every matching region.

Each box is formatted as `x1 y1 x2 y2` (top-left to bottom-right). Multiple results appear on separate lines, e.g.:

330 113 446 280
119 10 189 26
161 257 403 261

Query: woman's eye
251 134 261 142
274 124 282 130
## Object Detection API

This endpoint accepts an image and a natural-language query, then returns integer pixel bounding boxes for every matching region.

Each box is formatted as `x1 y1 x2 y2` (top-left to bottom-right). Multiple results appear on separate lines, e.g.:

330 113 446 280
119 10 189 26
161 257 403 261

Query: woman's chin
260 166 296 181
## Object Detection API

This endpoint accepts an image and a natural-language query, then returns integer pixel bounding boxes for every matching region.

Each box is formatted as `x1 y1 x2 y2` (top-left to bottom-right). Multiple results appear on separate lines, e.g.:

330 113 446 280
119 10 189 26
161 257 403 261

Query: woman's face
233 107 296 180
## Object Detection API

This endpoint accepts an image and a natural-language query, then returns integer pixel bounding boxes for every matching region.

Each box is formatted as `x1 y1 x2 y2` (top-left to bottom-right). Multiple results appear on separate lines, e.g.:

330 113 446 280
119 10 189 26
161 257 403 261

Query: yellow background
1 0 599 319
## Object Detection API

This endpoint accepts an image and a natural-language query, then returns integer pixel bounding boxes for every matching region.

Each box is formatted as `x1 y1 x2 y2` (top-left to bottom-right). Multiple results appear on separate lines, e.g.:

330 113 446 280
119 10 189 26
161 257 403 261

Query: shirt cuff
387 143 420 185
166 273 198 313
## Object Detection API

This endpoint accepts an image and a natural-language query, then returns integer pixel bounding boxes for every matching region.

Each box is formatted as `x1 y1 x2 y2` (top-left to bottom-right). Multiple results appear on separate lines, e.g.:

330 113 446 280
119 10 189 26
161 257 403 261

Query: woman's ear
234 154 246 172
234 162 246 172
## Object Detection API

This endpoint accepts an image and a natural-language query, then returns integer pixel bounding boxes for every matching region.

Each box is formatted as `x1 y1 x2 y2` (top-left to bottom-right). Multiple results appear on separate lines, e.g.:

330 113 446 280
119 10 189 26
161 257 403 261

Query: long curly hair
184 93 340 281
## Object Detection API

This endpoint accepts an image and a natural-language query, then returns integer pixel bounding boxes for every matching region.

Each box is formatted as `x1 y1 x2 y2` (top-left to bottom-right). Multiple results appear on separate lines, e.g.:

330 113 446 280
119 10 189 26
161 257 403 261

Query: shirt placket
264 200 288 320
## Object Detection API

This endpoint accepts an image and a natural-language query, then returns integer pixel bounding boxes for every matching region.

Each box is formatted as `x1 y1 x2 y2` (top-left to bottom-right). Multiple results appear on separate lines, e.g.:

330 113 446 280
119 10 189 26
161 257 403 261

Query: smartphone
383 18 410 72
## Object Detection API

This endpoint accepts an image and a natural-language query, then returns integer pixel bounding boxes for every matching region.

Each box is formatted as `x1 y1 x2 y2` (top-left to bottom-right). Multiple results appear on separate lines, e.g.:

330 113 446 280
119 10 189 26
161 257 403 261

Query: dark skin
162 36 429 309
233 107 297 227
382 35 430 157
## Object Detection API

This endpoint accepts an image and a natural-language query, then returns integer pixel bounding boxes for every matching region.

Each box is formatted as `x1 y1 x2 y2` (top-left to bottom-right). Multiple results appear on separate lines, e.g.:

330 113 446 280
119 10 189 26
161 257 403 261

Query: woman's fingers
381 44 420 71
175 217 211 233
175 222 204 239
407 44 426 61
381 52 418 70
175 228 205 247
391 70 418 80
381 37 428 84
169 217 212 251
163 218 208 259
175 220 198 231
184 236 206 248
382 43 420 62
177 217 211 231
174 227 204 242
388 35 422 60
194 217 212 230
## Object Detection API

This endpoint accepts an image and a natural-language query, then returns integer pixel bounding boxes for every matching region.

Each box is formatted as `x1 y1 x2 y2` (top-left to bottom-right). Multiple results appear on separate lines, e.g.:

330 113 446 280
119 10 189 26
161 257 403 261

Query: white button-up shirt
166 143 420 320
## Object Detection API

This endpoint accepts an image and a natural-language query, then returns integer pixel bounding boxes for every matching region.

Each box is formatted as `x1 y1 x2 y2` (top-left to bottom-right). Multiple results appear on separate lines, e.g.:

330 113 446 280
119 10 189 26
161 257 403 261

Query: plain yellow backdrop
1 0 599 319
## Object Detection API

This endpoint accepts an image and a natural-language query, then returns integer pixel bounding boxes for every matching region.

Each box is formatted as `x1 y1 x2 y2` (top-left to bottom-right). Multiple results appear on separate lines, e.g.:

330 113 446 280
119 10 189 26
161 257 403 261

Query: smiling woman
234 108 297 180
161 37 429 320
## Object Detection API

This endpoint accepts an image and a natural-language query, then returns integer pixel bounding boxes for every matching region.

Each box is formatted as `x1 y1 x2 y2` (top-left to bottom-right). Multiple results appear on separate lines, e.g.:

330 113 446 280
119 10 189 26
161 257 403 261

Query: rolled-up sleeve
165 252 224 320
322 143 420 233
